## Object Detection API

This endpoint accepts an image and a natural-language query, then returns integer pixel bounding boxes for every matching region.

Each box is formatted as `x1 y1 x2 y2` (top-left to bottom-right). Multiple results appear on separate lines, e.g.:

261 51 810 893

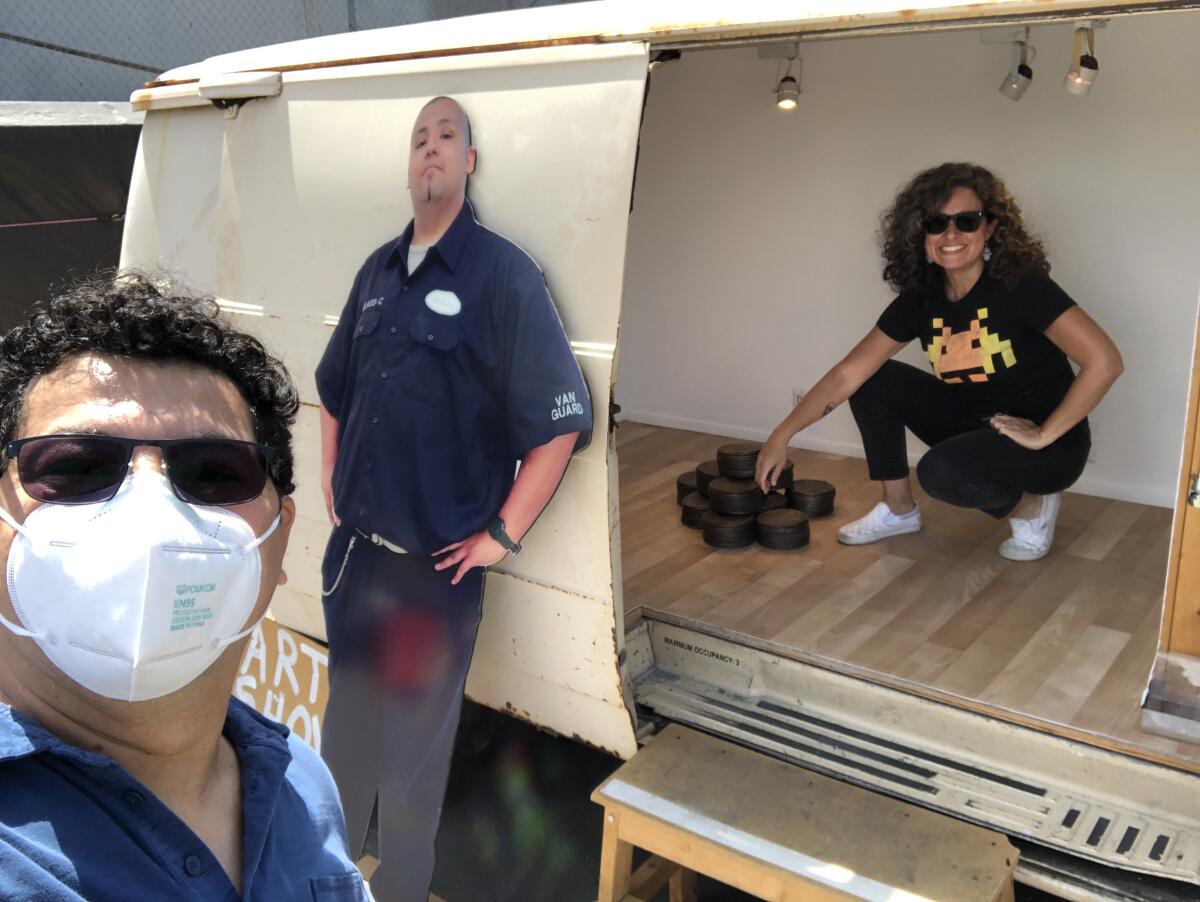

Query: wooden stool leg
994 877 1016 902
597 809 634 902
668 866 697 902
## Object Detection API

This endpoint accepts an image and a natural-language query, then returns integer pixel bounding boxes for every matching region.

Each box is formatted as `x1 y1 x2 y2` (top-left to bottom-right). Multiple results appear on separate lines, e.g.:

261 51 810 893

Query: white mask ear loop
212 507 284 650
214 618 264 651
242 509 282 555
0 504 30 540
0 505 47 640
0 608 45 640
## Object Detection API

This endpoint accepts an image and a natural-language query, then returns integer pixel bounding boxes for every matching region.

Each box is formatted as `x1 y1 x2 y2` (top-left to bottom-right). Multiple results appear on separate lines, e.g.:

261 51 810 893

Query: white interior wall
617 14 1200 508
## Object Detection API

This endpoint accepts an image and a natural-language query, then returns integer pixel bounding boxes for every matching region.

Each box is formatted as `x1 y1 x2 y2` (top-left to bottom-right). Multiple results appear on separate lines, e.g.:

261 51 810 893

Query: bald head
417 96 471 148
407 95 477 213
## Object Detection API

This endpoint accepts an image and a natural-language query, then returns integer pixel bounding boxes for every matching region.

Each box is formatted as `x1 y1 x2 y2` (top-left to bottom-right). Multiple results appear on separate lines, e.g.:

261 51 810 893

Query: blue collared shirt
316 200 592 553
0 698 368 902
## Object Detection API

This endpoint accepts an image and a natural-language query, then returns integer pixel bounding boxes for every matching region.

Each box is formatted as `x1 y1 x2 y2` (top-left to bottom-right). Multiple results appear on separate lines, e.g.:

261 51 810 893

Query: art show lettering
551 391 585 421
235 623 329 752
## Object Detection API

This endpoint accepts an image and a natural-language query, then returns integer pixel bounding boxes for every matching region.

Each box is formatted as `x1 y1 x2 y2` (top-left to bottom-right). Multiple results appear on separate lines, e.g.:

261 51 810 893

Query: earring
926 256 933 264
982 243 993 263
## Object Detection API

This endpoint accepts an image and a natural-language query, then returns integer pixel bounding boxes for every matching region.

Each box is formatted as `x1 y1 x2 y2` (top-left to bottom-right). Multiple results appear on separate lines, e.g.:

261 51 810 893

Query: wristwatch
487 516 522 555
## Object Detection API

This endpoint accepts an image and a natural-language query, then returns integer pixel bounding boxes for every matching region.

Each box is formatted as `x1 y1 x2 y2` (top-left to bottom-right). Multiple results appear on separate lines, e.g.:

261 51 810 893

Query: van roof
147 0 1181 86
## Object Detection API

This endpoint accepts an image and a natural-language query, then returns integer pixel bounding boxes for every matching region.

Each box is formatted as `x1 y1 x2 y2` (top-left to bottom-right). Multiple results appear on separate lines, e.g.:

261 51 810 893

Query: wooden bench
591 724 1017 902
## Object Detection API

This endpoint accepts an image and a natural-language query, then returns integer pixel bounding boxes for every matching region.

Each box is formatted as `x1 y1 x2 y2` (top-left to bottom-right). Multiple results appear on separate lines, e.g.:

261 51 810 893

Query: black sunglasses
923 210 988 235
1 434 276 506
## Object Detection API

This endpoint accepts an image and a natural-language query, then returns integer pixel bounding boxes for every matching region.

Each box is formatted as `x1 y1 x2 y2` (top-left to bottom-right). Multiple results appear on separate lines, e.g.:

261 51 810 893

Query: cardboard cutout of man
315 96 591 900
0 275 368 900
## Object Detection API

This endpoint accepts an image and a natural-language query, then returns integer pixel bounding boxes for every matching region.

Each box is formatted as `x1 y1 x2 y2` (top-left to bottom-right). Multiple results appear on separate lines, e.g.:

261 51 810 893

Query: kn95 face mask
0 470 280 702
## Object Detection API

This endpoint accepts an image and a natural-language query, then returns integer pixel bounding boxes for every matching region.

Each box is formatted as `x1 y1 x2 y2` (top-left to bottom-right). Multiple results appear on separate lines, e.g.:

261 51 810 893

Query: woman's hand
756 434 791 493
989 415 1050 450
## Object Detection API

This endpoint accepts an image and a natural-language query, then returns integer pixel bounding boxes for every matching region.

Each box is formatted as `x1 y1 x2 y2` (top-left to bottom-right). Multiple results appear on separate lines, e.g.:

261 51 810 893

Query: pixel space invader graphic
925 307 1017 383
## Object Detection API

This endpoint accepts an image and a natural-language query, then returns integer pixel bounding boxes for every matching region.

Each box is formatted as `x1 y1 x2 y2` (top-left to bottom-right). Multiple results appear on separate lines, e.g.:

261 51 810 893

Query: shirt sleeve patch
550 391 586 422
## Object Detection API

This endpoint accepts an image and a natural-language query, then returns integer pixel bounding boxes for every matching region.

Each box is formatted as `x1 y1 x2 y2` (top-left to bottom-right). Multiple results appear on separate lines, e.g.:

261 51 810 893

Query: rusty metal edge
142 34 601 89
137 0 1200 91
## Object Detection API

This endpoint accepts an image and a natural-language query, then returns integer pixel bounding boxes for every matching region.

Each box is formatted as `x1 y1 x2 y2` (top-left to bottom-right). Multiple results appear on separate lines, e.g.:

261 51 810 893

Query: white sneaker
999 492 1062 561
837 502 921 545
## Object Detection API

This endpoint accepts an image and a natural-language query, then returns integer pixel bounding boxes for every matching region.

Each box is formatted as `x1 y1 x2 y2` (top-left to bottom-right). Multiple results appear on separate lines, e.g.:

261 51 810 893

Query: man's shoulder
284 733 338 798
467 216 545 281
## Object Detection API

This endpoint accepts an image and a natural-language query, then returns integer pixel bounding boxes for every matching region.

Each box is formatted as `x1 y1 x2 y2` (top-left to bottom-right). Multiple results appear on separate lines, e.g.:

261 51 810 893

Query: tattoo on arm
821 402 836 418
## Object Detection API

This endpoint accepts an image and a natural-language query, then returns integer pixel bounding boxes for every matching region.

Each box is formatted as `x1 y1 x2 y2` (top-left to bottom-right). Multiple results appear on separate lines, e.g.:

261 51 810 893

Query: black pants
320 526 485 902
848 360 1091 519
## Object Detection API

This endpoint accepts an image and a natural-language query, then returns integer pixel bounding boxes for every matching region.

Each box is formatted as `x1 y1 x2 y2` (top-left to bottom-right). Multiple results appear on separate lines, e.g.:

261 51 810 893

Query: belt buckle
358 529 405 554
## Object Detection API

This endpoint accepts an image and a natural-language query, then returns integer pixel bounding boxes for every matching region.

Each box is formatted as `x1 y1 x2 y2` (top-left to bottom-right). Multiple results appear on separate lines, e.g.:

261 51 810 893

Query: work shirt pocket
407 308 461 352
310 872 370 901
353 303 383 340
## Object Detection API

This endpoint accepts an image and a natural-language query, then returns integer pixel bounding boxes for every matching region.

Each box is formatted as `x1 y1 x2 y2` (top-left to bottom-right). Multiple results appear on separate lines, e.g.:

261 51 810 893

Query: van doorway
615 14 1200 772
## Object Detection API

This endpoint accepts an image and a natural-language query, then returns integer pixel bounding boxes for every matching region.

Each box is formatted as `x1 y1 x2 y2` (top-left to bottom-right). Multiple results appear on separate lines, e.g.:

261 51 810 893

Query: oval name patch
424 290 462 317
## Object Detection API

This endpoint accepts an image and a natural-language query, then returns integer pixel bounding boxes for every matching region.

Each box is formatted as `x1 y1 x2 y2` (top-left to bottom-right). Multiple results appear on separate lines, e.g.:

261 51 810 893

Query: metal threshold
626 618 1200 890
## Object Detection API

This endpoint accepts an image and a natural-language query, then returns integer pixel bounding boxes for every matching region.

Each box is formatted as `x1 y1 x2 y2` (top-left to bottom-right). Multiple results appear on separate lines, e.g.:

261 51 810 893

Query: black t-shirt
876 272 1077 421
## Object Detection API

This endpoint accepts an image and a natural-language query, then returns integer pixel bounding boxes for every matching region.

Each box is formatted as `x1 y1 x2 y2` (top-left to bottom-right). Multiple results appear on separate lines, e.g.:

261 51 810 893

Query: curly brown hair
879 162 1049 296
0 271 298 495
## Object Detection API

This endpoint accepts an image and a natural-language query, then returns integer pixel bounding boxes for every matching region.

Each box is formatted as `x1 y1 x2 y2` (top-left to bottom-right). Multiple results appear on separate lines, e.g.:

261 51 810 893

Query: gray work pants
320 526 484 902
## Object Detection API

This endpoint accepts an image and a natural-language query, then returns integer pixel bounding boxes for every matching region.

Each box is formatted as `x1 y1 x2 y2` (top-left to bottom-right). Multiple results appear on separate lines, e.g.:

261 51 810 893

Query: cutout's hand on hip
433 531 507 585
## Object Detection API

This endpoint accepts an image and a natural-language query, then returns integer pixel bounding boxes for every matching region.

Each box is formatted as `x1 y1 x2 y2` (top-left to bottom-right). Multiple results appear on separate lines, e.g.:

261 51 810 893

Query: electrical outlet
793 387 806 408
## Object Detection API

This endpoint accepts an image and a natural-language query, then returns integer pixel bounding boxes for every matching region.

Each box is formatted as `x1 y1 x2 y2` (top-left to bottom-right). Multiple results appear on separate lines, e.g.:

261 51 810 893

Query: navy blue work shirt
0 698 368 902
316 200 593 553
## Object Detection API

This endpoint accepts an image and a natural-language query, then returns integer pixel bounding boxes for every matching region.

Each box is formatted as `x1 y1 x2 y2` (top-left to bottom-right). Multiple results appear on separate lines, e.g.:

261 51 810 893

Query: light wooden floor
617 422 1200 771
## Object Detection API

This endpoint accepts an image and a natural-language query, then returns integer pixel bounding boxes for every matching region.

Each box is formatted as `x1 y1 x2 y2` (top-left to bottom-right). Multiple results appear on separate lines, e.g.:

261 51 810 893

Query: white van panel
121 41 648 758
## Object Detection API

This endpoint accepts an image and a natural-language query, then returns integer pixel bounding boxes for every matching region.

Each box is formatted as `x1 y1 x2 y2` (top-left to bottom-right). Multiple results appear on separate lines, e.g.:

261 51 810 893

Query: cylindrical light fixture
777 75 800 110
999 33 1035 101
1064 24 1099 95
776 57 802 111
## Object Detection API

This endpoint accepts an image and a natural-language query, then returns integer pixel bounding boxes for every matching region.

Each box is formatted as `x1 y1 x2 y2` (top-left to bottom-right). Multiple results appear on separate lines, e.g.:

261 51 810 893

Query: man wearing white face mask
0 274 369 901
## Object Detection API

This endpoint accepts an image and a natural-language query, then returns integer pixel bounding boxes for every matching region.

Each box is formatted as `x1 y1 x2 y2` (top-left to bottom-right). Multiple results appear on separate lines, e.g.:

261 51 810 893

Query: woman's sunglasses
1 434 276 506
923 210 988 235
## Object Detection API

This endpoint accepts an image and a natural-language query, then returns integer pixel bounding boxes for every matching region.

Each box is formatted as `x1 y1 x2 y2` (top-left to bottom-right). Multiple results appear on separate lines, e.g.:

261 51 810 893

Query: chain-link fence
1 0 584 102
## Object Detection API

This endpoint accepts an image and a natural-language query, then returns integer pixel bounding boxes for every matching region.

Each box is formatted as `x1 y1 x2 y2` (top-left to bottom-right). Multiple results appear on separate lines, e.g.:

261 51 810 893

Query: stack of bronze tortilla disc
755 508 810 550
702 511 756 549
695 460 721 496
761 492 788 512
676 470 699 504
707 477 764 515
680 492 709 528
788 479 836 517
716 442 760 479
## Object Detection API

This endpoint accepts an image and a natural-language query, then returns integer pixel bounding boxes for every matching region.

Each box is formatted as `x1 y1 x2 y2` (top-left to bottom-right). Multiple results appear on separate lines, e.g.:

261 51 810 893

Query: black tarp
1 112 141 329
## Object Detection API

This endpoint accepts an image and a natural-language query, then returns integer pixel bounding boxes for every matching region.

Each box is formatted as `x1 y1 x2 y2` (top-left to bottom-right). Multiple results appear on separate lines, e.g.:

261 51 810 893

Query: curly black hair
880 162 1049 296
0 271 298 495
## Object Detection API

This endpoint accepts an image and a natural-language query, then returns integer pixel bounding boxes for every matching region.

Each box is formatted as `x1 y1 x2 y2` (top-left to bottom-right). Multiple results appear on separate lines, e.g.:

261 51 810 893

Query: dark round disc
701 511 755 549
676 470 699 504
761 492 788 512
755 508 811 549
695 460 721 496
788 479 836 517
680 492 709 529
765 459 795 492
791 478 835 496
717 442 761 479
707 477 764 515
